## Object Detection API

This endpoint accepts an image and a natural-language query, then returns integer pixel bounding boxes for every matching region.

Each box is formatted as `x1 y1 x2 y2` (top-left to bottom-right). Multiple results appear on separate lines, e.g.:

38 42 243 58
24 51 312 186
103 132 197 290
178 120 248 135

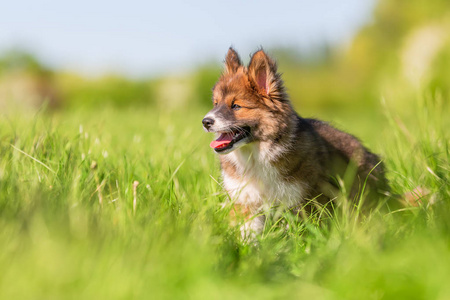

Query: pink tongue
210 132 234 149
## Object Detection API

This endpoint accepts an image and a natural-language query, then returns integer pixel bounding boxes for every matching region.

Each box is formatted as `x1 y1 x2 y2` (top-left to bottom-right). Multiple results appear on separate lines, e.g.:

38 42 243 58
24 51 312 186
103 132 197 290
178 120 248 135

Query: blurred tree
345 0 450 101
56 73 156 108
0 49 59 109
192 64 221 107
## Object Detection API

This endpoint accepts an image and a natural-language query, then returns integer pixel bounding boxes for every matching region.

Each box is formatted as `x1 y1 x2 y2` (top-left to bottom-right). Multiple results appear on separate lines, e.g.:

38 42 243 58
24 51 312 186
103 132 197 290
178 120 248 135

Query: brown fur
229 204 252 224
205 48 390 234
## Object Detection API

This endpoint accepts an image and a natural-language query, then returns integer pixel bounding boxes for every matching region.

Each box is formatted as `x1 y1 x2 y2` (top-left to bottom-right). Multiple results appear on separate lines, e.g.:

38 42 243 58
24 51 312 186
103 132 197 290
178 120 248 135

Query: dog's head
202 48 292 154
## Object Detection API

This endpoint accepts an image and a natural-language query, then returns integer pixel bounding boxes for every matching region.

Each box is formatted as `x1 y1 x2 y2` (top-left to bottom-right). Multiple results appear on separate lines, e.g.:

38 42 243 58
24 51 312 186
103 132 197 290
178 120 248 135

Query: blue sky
0 0 375 77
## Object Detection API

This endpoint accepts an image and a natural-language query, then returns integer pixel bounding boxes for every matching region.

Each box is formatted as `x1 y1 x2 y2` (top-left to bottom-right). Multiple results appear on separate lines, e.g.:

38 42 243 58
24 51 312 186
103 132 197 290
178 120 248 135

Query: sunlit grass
0 95 448 299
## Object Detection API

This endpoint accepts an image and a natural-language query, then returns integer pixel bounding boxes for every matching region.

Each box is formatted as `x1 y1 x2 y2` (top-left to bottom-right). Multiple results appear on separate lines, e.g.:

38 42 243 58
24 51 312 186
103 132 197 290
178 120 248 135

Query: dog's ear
248 50 283 99
224 47 242 74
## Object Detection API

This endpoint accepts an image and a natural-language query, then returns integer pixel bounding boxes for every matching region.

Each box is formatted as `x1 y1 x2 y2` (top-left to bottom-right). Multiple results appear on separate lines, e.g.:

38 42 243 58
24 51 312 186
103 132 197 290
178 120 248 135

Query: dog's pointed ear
248 50 281 97
224 47 242 74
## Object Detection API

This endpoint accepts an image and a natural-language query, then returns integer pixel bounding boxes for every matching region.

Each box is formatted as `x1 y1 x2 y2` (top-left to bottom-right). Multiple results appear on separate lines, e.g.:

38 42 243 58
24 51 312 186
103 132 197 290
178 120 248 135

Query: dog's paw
240 215 265 244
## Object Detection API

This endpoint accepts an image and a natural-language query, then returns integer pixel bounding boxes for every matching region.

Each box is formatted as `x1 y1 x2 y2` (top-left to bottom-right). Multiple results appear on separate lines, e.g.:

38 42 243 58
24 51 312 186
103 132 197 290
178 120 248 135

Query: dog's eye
231 103 241 110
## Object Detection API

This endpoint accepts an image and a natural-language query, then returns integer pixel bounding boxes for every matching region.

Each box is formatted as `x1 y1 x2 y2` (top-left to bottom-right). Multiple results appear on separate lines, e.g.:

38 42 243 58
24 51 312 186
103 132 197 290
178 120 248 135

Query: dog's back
262 116 389 207
305 118 389 203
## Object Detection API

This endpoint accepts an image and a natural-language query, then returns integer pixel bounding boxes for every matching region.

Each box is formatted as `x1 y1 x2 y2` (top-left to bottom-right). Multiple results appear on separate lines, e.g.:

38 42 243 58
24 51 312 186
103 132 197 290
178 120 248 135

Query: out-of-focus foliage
277 0 450 116
55 73 156 108
192 64 222 107
0 50 59 108
0 0 448 114
0 1 449 299
0 49 49 75
344 0 450 102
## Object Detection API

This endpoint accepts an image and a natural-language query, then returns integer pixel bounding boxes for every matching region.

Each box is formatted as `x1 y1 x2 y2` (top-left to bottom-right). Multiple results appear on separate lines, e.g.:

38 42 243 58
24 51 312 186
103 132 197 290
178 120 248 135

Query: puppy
203 48 389 238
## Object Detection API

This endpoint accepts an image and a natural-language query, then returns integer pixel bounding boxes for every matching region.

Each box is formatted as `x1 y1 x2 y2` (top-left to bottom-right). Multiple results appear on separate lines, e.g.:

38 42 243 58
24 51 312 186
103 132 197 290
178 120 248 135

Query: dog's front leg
240 215 265 241
230 204 265 241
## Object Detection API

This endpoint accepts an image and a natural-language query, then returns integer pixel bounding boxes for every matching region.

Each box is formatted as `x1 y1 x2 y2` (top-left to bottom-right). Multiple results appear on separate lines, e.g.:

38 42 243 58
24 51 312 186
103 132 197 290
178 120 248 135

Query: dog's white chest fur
222 143 304 211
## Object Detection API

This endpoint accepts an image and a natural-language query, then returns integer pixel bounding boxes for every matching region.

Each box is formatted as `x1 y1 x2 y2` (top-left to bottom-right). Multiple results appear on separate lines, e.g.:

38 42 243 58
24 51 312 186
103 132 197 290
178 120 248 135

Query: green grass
0 95 448 299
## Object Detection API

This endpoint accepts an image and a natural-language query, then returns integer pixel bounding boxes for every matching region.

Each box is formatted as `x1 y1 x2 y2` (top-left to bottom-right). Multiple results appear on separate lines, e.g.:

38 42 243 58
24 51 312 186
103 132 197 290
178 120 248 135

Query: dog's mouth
210 126 251 153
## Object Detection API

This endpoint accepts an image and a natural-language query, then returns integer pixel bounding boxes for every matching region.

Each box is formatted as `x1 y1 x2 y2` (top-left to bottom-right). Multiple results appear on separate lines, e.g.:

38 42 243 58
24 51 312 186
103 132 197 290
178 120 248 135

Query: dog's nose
202 117 214 129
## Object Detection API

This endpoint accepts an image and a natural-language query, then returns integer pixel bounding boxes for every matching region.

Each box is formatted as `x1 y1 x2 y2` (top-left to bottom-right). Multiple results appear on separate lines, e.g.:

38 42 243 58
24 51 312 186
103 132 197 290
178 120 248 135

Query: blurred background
1 2 450 298
0 0 449 130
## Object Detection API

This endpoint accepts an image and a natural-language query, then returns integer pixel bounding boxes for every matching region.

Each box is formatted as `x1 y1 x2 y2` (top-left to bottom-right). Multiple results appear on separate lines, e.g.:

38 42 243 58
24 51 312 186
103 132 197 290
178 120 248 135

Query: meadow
1 1 450 296
0 86 448 299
